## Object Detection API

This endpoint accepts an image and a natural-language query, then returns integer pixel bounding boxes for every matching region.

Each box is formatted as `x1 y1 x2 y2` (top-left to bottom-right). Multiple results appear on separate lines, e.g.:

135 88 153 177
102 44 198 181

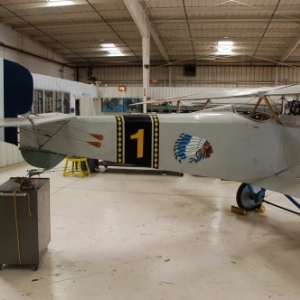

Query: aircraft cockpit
249 112 271 121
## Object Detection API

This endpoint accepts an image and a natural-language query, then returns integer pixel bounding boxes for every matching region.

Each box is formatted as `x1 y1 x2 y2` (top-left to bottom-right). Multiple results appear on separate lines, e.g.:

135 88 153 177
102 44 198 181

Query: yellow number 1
130 129 144 158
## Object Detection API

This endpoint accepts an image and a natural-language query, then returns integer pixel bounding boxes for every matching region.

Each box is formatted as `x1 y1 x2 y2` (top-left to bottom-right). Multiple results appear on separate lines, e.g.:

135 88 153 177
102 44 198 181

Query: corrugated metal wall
0 23 74 80
0 142 23 168
93 65 300 88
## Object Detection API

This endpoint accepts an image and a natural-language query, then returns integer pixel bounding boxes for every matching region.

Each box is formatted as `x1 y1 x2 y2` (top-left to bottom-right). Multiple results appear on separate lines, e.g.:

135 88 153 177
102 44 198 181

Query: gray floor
0 161 300 300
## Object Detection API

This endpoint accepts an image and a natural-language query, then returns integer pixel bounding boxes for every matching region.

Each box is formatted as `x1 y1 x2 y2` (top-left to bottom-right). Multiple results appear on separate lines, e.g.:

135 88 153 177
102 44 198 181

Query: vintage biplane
1 58 300 214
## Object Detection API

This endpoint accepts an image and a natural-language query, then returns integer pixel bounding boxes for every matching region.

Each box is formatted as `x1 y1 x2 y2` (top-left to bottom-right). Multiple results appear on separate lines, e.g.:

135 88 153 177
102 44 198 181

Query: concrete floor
0 161 300 300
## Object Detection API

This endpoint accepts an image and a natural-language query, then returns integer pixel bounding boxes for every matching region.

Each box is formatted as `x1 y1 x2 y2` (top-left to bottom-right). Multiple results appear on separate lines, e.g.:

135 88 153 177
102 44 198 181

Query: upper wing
132 91 207 105
132 85 300 106
265 84 300 96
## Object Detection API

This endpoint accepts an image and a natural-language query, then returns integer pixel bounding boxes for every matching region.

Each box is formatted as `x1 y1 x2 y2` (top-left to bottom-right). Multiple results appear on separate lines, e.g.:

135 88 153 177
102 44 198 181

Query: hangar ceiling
0 0 300 68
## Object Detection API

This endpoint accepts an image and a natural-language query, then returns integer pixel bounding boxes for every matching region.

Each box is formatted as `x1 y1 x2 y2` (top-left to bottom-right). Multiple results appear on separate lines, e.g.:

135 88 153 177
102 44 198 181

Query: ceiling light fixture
101 43 123 56
101 43 116 48
108 49 122 54
216 40 233 55
47 1 74 7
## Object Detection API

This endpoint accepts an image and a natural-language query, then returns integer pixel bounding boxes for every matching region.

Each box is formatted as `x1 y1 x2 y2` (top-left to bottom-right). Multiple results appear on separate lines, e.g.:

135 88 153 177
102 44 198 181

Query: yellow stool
63 157 90 178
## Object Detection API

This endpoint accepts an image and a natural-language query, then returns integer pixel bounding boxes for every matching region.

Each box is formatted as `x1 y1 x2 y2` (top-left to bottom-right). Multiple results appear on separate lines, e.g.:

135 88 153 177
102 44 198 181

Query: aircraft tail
0 58 33 145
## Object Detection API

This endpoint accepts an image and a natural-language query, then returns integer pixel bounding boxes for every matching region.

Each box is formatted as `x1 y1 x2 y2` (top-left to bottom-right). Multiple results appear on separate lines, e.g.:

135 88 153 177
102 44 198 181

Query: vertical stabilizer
0 58 33 145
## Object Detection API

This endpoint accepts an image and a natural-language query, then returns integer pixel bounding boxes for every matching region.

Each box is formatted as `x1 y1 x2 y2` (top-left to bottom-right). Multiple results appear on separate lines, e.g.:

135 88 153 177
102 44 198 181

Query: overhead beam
27 28 300 44
0 0 119 11
62 49 289 59
13 20 134 31
53 44 286 54
152 17 300 25
122 0 169 63
0 11 130 24
158 28 300 35
30 32 140 42
0 3 298 13
146 6 300 14
280 35 300 62
43 37 293 50
10 17 299 31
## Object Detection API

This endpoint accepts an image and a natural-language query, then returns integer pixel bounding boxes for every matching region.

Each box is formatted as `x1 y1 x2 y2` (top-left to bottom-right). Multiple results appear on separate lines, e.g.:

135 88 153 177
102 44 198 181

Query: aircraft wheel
236 183 265 211
0 264 3 270
32 264 38 271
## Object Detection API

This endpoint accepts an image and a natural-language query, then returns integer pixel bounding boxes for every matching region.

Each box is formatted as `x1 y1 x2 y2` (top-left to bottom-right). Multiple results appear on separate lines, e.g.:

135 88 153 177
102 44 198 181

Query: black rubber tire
236 183 263 211
32 264 38 271
0 264 3 271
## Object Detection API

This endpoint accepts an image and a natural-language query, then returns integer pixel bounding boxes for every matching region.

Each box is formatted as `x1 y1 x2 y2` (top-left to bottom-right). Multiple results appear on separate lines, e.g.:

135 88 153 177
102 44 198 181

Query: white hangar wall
0 23 74 80
31 73 99 113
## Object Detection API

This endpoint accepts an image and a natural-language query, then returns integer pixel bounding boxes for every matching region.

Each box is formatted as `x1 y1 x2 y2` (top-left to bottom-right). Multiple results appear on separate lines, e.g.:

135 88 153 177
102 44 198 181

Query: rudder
0 58 33 145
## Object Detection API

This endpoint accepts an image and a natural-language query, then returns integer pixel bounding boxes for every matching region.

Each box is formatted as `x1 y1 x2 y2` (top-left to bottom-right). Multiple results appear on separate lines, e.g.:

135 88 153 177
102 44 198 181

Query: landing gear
236 183 265 211
235 183 300 215
32 264 38 271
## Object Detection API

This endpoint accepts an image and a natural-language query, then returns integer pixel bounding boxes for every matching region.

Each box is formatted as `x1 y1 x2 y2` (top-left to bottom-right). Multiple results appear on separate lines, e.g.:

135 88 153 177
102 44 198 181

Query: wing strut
201 99 211 110
250 96 282 125
176 101 180 113
174 98 211 113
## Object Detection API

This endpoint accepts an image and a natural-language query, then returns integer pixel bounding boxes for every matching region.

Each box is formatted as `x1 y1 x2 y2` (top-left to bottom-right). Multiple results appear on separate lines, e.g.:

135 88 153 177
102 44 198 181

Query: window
33 89 70 114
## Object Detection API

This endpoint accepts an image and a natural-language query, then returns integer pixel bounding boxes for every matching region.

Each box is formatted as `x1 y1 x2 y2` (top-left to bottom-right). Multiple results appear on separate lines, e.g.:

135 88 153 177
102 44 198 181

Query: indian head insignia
174 133 213 163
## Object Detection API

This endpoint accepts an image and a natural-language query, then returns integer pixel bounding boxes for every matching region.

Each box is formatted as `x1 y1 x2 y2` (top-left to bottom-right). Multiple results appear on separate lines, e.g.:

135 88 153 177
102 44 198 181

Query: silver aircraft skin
18 104 300 199
1 58 300 201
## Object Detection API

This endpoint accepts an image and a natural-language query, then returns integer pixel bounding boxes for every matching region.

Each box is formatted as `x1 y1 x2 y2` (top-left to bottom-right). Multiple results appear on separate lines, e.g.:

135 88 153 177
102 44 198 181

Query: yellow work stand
63 157 90 178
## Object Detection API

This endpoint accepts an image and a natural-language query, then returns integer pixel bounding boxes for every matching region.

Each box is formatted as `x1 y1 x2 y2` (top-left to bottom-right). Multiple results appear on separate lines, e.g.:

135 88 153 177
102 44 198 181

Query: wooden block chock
231 205 248 216
63 157 90 178
255 204 265 214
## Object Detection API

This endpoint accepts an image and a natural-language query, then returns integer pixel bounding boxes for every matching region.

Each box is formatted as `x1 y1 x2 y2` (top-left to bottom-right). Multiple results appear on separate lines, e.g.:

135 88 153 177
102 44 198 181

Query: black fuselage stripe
115 115 123 163
151 114 159 169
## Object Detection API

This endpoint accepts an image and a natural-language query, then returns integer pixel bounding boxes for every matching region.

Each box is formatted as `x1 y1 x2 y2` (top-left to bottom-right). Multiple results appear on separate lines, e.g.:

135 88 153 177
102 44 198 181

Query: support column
169 65 172 96
123 0 170 113
142 36 150 113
